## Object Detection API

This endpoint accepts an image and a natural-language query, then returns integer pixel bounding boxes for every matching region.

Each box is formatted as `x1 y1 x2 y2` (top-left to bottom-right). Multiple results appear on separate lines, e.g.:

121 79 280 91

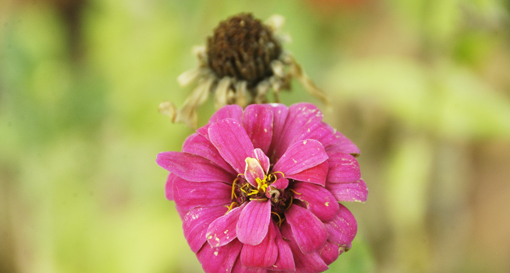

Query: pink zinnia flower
157 103 367 272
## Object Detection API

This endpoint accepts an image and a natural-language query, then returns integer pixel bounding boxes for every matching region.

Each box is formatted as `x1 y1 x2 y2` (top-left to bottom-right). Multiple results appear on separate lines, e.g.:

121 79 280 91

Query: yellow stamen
231 177 240 199
289 189 301 195
273 171 285 177
249 197 268 201
247 189 259 196
226 201 238 213
271 212 284 227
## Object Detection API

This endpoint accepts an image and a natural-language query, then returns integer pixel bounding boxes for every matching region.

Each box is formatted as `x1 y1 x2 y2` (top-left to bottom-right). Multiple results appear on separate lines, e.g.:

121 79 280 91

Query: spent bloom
156 103 367 272
159 13 329 128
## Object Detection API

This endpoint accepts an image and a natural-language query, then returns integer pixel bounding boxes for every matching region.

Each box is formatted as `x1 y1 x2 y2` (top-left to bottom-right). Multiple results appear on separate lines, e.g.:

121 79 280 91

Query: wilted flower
160 13 329 128
156 103 367 272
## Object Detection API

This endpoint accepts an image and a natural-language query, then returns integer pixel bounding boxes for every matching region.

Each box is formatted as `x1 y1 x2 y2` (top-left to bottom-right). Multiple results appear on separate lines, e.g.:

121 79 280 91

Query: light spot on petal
208 235 213 239
325 202 329 206
214 250 219 256
264 128 267 133
303 140 307 144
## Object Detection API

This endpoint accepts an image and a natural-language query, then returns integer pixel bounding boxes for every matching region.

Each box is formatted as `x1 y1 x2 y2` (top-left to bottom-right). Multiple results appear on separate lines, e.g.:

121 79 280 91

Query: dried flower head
156 103 367 272
160 13 329 128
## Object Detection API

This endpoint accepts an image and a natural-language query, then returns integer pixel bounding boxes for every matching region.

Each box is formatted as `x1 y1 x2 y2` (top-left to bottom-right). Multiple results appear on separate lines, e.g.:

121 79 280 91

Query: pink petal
242 104 274 154
210 105 244 123
285 204 328 253
286 161 328 187
232 257 267 273
272 222 296 271
156 152 233 182
324 204 357 249
165 173 176 201
293 122 337 149
326 131 361 156
241 219 278 268
182 133 235 174
293 182 339 222
295 121 361 157
183 206 228 253
174 203 190 220
237 200 272 245
244 157 266 188
197 105 244 139
272 103 324 161
326 179 368 202
327 152 361 184
319 241 340 265
280 223 329 273
206 203 245 248
253 148 270 173
197 239 243 273
270 176 289 190
209 119 255 175
267 103 289 160
273 139 328 176
172 176 231 212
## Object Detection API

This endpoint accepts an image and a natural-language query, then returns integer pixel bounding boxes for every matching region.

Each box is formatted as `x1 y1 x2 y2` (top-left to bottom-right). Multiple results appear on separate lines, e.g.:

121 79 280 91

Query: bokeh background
2 0 510 272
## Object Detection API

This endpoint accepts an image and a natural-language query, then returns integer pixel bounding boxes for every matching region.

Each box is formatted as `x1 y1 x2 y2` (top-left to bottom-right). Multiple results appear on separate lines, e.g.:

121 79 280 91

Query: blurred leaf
326 56 510 140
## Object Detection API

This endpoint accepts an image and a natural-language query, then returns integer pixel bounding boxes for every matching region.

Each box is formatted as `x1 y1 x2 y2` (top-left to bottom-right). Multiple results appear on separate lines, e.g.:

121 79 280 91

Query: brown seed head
207 13 282 88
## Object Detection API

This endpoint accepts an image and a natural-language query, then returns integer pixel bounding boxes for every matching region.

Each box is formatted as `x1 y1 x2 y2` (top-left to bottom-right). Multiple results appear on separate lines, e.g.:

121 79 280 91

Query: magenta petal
209 119 255 175
326 131 361 156
326 179 368 202
272 222 296 271
172 177 231 212
210 105 244 123
165 173 176 201
270 176 289 190
206 203 245 248
280 223 329 273
286 161 328 187
253 148 270 173
319 241 340 265
197 239 243 273
156 152 233 182
197 105 244 139
267 103 289 159
242 104 274 154
294 122 336 149
285 205 328 253
293 182 339 222
236 200 271 245
325 204 357 249
183 206 228 253
182 133 234 174
273 139 328 176
327 152 361 184
241 219 278 268
272 103 323 160
232 258 267 273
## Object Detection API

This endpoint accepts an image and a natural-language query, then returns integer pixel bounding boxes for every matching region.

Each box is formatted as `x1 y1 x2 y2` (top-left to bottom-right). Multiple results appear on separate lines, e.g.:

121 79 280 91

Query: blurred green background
1 0 510 272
